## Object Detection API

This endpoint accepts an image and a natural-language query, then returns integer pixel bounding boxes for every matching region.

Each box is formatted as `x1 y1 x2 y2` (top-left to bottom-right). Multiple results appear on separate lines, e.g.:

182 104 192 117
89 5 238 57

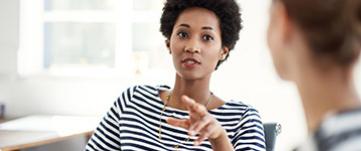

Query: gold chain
158 90 212 150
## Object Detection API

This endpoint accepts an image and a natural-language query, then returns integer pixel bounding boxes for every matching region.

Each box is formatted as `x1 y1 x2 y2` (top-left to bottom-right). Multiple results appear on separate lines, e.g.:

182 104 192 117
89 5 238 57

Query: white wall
1 0 361 150
0 0 18 77
0 0 19 113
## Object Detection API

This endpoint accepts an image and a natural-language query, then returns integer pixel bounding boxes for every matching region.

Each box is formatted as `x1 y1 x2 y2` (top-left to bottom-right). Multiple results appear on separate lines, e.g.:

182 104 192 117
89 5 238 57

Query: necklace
158 90 212 150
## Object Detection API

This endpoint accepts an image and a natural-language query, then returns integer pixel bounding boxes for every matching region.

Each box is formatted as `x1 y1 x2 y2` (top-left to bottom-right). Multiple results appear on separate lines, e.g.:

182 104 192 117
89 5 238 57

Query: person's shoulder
314 107 361 150
318 107 361 135
134 84 170 95
119 84 169 94
118 84 171 102
216 100 261 119
224 100 259 112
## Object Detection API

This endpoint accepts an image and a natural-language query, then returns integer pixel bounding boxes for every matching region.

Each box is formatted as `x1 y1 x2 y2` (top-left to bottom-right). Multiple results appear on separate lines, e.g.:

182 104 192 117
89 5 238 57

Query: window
19 0 170 77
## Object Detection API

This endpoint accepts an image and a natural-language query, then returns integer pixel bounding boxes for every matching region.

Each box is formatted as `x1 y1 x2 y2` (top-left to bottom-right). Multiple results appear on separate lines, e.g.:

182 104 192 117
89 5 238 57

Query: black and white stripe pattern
294 108 361 151
85 85 266 151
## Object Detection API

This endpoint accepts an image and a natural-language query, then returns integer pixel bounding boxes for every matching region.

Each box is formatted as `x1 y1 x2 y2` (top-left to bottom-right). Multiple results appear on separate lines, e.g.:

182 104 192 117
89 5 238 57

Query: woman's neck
169 74 212 110
296 68 361 133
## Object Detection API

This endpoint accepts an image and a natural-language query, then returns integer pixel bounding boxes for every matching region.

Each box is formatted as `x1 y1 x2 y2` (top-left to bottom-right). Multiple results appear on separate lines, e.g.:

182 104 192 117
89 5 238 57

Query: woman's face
169 7 228 80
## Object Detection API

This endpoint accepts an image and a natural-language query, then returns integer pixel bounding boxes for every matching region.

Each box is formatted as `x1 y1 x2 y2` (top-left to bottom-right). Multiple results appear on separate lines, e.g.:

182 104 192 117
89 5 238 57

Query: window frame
18 0 166 78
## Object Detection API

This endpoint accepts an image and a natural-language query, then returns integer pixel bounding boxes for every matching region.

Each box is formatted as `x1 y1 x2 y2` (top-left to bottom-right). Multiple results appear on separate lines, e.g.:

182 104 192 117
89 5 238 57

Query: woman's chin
176 72 204 81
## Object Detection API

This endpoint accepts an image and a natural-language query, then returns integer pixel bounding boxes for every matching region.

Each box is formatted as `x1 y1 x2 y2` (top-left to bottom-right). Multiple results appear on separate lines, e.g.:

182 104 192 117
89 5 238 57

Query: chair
263 123 281 151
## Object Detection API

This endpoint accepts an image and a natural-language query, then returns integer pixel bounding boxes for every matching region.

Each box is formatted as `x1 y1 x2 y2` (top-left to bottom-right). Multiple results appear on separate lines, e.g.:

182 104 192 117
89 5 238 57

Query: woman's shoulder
296 108 361 151
119 84 170 96
117 84 170 105
313 107 361 150
220 100 259 112
211 100 261 119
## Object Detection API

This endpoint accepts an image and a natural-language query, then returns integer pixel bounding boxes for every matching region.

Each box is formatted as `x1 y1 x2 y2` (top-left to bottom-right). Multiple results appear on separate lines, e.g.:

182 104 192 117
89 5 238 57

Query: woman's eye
202 35 214 41
177 32 188 39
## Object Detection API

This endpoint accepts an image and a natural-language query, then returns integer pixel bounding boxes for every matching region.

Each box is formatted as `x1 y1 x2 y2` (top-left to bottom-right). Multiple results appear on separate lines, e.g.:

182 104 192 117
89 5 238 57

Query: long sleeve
85 87 134 151
232 106 266 151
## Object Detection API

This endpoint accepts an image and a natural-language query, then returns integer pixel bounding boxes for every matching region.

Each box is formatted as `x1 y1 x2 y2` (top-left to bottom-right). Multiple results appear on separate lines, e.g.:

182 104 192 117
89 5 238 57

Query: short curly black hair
160 0 242 69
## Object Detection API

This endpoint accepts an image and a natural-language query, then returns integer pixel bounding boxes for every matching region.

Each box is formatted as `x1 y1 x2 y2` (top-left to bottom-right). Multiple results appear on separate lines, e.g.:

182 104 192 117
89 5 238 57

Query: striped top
85 85 266 151
294 107 361 151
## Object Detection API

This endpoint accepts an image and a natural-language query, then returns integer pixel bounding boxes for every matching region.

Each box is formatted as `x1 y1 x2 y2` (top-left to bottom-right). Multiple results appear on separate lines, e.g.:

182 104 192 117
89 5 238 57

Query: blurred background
0 0 360 150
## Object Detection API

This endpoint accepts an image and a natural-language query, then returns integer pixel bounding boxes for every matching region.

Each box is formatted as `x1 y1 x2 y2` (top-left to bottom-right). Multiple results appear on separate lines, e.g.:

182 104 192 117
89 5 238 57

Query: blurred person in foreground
267 0 361 150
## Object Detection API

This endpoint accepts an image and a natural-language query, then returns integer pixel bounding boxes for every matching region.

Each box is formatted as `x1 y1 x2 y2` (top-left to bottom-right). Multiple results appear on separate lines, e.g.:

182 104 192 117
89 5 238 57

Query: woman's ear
270 1 294 47
220 47 229 60
165 39 171 54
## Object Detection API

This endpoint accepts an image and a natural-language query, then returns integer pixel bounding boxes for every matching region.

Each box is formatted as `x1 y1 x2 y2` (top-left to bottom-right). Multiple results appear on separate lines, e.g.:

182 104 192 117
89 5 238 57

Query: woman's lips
181 58 201 68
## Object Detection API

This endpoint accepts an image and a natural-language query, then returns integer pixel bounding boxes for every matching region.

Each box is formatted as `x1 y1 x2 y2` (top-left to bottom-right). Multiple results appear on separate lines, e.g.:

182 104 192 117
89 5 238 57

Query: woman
85 0 265 150
267 0 361 150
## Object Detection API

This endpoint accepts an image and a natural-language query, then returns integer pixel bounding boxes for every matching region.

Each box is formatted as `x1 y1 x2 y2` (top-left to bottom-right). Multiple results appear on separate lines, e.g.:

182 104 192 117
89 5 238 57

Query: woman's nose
184 39 201 53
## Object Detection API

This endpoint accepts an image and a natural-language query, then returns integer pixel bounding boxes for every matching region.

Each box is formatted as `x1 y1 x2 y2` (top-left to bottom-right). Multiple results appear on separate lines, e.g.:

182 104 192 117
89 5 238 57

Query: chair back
263 123 281 151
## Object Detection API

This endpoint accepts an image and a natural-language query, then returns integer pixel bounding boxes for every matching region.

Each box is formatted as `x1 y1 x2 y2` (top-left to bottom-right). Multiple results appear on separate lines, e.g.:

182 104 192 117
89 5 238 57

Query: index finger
182 95 207 116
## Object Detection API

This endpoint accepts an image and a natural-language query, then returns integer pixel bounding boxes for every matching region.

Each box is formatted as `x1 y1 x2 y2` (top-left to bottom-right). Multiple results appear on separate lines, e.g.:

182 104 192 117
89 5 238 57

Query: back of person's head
159 0 242 69
280 0 361 67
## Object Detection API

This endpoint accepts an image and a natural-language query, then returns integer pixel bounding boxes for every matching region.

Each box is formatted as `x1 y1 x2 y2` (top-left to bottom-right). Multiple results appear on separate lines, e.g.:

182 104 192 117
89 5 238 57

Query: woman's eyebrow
177 24 214 31
178 24 190 28
202 26 213 30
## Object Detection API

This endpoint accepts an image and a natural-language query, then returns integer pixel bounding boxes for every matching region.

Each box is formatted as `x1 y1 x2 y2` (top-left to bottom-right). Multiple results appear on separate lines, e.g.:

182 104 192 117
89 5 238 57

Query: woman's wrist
209 129 227 142
208 129 233 151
